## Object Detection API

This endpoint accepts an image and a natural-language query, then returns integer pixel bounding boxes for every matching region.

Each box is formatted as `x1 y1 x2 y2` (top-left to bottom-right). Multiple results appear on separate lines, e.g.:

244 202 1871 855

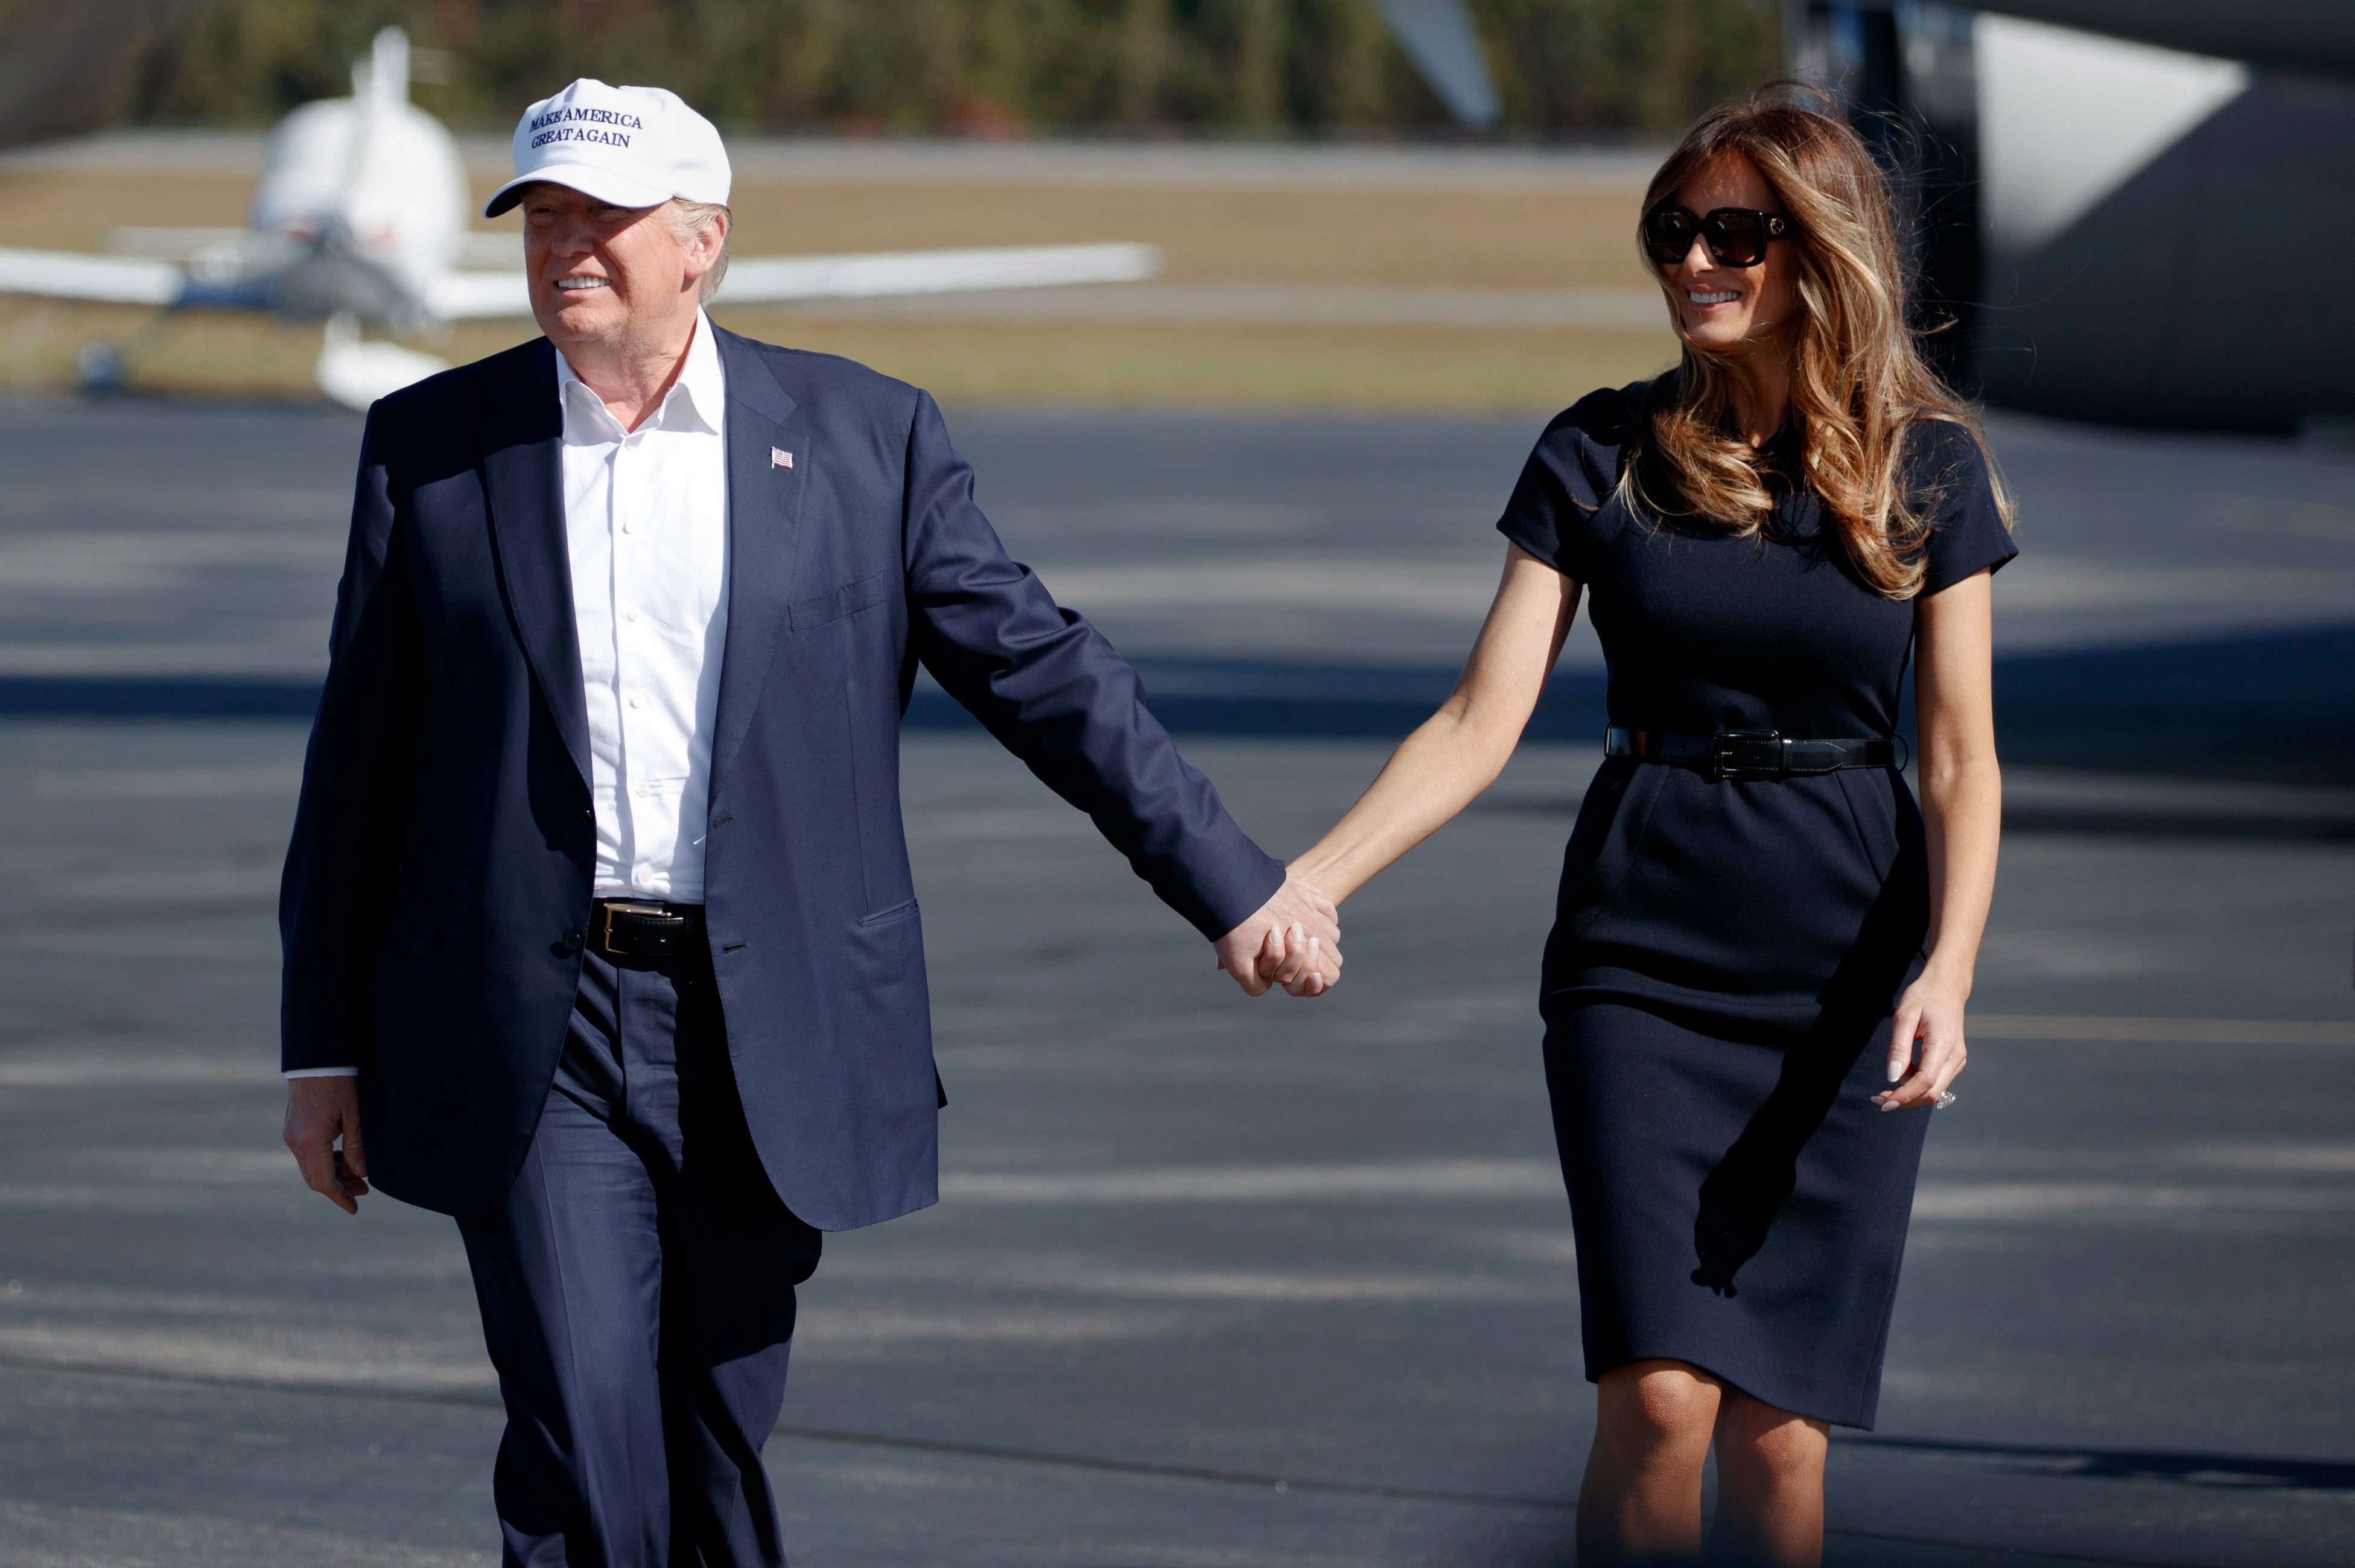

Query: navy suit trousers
458 945 823 1567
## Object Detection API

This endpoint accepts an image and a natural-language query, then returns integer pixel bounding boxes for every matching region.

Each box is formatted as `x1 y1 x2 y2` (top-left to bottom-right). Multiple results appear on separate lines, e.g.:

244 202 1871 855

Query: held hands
1213 873 1343 998
284 1075 371 1213
1877 973 1968 1112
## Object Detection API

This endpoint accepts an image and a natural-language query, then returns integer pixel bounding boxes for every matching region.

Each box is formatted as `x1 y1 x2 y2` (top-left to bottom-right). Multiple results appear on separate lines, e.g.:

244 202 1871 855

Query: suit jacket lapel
711 328 807 795
479 338 593 791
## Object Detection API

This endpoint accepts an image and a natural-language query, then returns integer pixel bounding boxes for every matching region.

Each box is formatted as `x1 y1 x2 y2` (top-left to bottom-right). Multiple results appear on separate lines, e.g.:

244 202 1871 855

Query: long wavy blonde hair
1626 86 2012 597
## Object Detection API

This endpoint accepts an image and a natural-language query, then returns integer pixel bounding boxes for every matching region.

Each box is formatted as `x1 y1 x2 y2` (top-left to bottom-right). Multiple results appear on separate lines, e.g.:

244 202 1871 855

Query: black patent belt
592 899 704 959
1606 726 1900 782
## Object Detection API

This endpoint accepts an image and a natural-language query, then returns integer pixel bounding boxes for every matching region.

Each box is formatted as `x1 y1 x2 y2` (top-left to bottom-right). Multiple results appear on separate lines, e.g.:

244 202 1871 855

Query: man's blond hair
666 199 731 303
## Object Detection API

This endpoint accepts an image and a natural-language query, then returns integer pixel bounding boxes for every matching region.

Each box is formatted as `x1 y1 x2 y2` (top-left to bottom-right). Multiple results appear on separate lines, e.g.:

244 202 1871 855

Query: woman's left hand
1877 976 1968 1111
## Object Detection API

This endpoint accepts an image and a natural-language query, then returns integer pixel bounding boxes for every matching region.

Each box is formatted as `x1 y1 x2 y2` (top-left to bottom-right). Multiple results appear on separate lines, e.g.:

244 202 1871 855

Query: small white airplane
0 27 1161 410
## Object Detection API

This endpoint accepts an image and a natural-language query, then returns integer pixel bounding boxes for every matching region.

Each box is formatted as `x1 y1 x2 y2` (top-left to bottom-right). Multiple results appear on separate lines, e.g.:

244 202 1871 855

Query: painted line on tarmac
0 894 277 932
0 1350 502 1408
0 1093 270 1134
941 1157 1563 1203
1974 1015 2355 1046
1846 1434 2355 1494
771 1420 1578 1511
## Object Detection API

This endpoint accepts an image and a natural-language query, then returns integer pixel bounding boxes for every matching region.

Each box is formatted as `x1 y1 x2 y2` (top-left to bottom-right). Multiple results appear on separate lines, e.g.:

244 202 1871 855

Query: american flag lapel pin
770 447 793 470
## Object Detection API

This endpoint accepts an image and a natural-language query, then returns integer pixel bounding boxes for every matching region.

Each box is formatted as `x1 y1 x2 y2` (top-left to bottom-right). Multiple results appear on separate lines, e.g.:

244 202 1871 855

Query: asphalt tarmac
0 396 2351 1566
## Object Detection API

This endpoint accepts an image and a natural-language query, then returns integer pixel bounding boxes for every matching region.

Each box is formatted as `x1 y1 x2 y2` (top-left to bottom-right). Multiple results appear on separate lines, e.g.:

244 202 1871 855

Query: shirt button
634 783 649 798
628 696 642 709
623 609 640 623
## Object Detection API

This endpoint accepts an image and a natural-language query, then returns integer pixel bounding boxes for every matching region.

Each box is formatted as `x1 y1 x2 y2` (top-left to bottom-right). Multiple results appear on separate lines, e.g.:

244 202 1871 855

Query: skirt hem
1580 1346 1880 1432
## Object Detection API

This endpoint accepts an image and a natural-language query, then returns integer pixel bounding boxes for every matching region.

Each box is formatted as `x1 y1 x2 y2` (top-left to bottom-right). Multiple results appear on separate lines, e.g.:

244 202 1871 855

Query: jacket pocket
384 893 441 959
841 899 936 1119
790 570 892 631
857 897 921 930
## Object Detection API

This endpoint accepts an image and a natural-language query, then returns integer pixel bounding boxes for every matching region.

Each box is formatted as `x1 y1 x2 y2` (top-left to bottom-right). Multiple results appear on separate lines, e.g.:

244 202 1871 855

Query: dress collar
555 309 725 442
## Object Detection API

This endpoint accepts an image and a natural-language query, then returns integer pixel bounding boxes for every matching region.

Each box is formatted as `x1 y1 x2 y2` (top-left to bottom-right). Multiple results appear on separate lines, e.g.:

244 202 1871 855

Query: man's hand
284 1076 370 1214
1214 874 1342 997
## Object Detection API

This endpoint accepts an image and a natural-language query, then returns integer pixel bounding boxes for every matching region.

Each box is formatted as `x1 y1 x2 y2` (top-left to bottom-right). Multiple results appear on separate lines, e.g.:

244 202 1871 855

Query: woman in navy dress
1283 93 2013 1563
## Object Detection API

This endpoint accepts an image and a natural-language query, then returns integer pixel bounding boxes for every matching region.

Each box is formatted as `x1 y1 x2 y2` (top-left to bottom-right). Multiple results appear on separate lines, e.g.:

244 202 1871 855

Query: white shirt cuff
284 1067 360 1078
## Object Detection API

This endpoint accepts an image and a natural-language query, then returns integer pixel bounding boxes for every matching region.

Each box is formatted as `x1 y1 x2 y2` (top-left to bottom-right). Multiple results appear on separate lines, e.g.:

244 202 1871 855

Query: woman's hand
1214 874 1343 997
1245 921 1342 997
1877 974 1968 1111
1256 868 1345 997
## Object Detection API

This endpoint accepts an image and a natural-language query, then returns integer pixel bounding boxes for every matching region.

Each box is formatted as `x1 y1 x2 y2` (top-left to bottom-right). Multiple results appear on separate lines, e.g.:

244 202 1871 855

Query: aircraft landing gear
75 341 126 398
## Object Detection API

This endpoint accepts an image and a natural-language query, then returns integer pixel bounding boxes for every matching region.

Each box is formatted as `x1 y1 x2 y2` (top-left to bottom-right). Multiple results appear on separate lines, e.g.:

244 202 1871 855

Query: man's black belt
1606 726 1899 782
592 899 704 959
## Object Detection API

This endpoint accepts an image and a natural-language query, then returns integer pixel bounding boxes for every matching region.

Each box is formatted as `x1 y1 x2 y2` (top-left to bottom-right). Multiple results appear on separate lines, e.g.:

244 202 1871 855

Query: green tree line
122 0 1780 137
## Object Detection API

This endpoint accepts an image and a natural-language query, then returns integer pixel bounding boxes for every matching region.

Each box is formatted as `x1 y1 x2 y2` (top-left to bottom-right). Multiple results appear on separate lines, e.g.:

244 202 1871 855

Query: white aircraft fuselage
232 30 470 329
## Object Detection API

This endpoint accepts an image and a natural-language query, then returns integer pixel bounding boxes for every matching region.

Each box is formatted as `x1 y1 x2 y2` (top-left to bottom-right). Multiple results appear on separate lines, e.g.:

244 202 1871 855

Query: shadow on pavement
5 621 2352 792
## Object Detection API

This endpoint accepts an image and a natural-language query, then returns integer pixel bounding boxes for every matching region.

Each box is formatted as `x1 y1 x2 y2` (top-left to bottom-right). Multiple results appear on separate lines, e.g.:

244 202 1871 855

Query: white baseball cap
483 79 731 219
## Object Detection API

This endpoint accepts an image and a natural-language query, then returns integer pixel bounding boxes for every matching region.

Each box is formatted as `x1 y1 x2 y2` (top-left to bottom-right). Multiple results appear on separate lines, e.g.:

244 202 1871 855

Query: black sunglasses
1642 204 1791 268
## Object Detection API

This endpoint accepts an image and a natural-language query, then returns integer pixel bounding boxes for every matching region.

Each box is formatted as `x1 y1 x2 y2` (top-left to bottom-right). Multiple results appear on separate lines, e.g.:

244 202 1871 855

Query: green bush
122 0 1781 137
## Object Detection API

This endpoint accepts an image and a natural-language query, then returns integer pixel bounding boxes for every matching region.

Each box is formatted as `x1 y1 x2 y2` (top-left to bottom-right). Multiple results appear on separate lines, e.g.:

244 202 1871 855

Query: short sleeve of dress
1496 385 1638 583
1908 420 2018 596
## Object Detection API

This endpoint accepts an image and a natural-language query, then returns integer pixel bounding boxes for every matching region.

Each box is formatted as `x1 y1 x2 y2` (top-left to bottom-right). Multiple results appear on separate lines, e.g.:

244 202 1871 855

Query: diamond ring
1934 1091 1957 1109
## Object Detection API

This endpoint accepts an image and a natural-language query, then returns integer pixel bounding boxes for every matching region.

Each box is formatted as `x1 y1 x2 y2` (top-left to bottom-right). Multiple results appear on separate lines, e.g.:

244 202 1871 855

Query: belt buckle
596 901 672 956
1711 729 1784 782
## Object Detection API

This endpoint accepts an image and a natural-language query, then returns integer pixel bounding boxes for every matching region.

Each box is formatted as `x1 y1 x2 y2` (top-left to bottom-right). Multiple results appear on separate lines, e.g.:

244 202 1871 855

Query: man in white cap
279 78 1339 1564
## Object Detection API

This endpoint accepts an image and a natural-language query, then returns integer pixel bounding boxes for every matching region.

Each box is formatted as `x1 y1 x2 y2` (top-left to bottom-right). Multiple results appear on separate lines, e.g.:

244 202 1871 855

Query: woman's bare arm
1289 544 1580 907
1877 568 2002 1110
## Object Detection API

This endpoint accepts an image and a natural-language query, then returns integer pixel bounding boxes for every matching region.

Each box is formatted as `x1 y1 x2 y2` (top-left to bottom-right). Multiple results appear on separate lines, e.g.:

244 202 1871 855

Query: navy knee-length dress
1497 384 2015 1429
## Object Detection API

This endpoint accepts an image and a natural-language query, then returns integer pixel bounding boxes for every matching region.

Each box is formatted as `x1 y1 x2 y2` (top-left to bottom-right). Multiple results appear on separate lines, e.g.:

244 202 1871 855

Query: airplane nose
262 252 409 323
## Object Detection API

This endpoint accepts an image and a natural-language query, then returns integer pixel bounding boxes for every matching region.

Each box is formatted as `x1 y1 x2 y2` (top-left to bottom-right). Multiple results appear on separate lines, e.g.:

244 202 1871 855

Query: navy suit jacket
279 328 1283 1226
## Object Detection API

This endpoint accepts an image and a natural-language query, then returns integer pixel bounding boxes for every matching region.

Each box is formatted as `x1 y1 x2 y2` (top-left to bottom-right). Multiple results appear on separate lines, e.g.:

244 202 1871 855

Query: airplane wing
104 227 258 262
714 242 1163 302
0 247 183 306
454 232 523 269
425 268 532 320
424 241 1163 320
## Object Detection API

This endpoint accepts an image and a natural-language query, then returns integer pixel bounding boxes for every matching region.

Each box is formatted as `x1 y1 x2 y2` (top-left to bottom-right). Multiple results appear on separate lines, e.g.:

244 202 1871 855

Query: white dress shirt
559 311 731 904
287 315 731 1081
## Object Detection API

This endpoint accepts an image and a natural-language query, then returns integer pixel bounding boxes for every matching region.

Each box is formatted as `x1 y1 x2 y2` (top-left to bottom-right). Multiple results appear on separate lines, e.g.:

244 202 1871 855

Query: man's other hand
1214 875 1343 997
284 1076 371 1214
